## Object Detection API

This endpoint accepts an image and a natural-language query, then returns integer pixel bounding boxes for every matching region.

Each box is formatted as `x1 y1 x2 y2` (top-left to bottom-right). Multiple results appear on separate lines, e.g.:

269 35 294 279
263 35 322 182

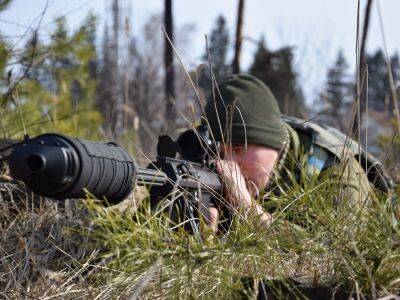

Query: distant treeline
0 1 399 167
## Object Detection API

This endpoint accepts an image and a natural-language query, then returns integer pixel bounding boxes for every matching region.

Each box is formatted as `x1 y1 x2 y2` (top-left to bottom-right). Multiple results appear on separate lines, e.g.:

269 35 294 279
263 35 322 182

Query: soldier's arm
320 155 373 207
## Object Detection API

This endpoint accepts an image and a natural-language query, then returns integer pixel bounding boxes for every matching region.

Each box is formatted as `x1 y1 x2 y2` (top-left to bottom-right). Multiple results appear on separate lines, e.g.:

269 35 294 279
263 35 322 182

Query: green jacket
271 116 376 207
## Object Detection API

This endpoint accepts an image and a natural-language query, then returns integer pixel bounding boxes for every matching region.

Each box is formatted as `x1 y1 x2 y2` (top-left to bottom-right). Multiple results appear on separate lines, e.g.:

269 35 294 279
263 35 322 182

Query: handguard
8 134 138 205
7 128 222 233
7 126 220 206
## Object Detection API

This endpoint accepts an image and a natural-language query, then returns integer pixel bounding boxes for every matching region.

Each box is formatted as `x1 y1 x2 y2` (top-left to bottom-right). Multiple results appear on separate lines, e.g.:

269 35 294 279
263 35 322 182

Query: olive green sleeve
320 155 373 207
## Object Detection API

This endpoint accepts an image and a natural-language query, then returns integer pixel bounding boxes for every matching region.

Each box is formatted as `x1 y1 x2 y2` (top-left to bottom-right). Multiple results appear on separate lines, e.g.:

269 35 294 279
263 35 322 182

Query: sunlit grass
76 169 400 298
1 143 400 299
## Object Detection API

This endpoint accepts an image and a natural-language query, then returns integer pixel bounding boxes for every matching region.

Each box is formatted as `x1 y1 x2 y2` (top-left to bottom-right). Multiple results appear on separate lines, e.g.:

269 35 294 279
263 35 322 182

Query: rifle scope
8 134 167 205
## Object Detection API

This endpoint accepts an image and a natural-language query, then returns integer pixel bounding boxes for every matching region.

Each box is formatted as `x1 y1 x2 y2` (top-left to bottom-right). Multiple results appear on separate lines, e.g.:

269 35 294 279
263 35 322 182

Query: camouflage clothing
273 116 374 206
204 74 389 206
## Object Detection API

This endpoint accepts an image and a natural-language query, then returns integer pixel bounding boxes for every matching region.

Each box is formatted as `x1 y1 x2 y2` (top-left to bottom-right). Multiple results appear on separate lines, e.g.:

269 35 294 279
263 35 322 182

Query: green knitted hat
203 74 287 150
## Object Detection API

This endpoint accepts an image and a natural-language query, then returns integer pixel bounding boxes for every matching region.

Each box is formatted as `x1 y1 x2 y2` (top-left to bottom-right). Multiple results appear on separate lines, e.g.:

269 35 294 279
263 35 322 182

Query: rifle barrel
136 167 168 187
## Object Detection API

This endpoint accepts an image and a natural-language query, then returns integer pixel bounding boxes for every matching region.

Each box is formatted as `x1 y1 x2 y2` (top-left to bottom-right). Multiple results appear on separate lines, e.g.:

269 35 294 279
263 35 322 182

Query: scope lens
177 129 205 161
26 154 45 172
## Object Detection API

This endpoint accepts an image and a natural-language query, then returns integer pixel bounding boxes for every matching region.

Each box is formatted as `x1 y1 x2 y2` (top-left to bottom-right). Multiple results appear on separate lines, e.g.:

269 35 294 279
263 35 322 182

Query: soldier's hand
215 159 253 210
214 159 273 228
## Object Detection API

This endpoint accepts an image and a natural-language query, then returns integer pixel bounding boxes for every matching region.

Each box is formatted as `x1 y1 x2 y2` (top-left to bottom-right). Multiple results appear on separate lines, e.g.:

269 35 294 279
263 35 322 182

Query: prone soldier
203 74 381 229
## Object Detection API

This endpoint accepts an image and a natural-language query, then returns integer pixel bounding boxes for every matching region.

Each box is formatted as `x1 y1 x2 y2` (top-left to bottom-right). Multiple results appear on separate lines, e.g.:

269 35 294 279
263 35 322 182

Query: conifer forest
1 1 400 299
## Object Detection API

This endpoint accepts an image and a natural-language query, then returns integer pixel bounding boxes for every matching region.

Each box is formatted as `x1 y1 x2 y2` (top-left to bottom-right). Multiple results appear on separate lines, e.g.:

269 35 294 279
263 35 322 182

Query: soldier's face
221 144 279 196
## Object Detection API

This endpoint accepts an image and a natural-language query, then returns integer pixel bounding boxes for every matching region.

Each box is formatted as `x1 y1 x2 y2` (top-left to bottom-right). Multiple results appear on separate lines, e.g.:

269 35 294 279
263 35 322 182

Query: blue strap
306 146 329 176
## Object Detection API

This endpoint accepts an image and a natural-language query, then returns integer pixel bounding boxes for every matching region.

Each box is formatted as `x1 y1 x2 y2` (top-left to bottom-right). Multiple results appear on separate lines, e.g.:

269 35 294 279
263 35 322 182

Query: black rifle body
7 134 221 217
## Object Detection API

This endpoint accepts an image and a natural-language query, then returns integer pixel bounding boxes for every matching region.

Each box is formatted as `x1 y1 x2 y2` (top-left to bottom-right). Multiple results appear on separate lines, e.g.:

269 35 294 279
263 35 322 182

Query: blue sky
1 0 399 102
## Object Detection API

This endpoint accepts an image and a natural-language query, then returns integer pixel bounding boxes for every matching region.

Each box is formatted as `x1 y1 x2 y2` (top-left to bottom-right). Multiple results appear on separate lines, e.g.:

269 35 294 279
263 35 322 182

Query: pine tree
367 50 389 112
94 0 124 138
322 50 353 131
199 15 230 98
51 18 72 73
367 50 400 114
249 37 306 118
0 0 12 11
68 13 102 134
21 33 42 82
0 0 12 82
0 1 13 136
203 15 230 82
95 0 125 138
3 14 102 139
389 54 400 115
0 23 12 94
97 25 113 128
75 13 98 80
0 39 9 90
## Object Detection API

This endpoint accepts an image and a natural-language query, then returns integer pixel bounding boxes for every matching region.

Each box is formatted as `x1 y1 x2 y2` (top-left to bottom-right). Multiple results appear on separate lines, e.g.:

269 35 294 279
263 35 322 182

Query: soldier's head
203 74 288 192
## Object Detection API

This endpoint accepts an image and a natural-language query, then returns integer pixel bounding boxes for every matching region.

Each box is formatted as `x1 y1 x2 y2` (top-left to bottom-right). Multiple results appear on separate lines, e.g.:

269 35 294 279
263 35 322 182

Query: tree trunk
164 0 175 135
353 0 373 135
232 0 245 74
360 0 373 76
112 0 123 138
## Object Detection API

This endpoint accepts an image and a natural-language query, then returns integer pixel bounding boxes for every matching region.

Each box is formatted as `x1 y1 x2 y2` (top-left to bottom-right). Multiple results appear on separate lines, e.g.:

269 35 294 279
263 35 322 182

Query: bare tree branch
0 0 50 107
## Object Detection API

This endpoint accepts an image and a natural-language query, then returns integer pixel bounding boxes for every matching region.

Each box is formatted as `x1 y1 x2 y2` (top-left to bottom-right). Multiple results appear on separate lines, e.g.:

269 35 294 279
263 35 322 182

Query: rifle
2 126 222 233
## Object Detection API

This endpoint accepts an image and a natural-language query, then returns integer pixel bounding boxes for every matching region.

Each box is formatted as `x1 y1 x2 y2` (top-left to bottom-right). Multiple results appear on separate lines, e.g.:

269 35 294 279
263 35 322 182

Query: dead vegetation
1 162 400 299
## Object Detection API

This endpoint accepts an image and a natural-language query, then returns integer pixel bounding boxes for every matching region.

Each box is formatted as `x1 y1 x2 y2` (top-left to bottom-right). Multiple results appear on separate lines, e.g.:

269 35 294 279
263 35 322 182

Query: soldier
203 74 376 230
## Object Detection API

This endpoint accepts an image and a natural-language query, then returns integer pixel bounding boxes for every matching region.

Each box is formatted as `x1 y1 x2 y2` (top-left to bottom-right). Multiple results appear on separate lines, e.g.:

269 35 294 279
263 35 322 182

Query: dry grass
0 177 92 298
1 159 400 299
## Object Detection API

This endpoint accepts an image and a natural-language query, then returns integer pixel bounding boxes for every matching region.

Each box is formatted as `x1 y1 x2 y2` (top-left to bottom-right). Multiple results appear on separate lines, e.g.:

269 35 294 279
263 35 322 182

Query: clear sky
0 0 399 102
